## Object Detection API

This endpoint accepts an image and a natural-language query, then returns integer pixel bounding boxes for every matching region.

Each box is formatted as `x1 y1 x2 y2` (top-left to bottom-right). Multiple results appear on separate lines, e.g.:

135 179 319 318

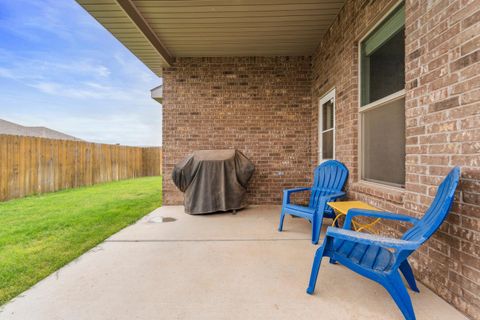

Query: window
360 2 406 187
319 89 335 163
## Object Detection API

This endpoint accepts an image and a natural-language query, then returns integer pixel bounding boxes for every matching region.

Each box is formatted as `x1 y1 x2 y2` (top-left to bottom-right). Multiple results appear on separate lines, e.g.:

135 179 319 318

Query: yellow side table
327 201 381 233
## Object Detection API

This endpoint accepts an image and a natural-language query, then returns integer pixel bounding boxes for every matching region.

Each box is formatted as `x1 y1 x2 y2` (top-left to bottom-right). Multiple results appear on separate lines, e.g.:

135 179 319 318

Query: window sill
350 181 405 204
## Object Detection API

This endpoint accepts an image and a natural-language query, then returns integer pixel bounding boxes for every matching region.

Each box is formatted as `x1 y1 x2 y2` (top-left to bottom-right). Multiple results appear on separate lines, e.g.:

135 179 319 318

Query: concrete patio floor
0 206 468 320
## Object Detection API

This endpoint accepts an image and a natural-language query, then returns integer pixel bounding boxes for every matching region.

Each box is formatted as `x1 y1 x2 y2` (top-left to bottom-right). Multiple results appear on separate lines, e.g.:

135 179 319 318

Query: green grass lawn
0 176 162 305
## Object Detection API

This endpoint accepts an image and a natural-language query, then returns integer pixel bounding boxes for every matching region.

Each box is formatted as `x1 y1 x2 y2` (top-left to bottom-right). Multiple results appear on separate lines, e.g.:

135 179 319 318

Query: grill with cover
172 149 254 214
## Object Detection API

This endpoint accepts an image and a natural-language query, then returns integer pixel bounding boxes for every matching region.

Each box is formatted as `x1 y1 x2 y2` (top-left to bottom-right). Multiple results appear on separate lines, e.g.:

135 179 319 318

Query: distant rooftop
0 119 82 141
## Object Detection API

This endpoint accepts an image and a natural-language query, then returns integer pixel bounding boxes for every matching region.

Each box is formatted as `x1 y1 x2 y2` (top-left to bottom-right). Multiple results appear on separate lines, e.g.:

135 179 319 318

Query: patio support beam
115 0 173 66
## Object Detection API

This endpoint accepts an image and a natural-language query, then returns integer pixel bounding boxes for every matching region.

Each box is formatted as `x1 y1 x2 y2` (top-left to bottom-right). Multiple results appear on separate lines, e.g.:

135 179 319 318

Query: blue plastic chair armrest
325 227 419 250
284 187 311 194
310 191 345 213
315 191 346 210
324 191 346 200
344 209 419 230
283 187 311 204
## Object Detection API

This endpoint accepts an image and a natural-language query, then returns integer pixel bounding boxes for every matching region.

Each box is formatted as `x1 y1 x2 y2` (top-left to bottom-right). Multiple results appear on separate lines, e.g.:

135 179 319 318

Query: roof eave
150 85 163 104
76 0 171 77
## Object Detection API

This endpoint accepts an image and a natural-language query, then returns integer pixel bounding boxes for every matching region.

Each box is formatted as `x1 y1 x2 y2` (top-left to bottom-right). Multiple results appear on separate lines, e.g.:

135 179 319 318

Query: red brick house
78 0 479 318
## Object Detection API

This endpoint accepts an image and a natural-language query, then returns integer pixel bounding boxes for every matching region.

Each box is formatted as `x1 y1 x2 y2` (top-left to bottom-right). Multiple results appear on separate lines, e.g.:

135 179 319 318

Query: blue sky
0 0 162 146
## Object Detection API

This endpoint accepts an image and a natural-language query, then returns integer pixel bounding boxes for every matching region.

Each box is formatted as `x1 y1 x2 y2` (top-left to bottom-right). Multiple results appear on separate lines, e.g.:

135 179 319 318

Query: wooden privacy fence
142 147 162 177
0 135 162 201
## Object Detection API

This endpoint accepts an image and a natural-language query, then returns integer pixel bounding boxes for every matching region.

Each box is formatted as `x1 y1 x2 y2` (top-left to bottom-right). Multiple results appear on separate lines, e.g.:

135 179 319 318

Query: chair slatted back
402 167 460 243
309 160 348 210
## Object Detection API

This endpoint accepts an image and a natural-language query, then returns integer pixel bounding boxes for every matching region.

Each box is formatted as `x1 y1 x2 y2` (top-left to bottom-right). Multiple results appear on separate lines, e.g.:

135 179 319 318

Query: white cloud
0 67 14 79
27 80 149 101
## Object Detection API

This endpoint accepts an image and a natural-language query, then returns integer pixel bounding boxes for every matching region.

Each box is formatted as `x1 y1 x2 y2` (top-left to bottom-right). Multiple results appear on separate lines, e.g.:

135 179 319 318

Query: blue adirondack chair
278 160 348 244
306 167 460 320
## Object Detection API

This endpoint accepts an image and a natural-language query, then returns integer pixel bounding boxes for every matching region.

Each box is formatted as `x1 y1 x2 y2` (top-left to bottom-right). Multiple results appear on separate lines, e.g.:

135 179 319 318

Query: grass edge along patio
0 177 162 304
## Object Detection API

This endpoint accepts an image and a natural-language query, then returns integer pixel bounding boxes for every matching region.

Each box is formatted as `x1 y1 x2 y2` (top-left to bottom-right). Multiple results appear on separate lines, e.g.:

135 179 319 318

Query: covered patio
56 0 479 318
0 206 469 320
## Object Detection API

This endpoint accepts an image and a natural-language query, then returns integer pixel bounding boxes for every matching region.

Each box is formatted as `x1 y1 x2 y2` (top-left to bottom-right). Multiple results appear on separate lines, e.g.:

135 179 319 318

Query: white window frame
358 1 406 189
318 88 336 164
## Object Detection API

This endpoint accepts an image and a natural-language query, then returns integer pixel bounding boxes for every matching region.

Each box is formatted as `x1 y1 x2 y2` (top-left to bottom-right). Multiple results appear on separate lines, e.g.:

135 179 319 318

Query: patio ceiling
76 0 345 76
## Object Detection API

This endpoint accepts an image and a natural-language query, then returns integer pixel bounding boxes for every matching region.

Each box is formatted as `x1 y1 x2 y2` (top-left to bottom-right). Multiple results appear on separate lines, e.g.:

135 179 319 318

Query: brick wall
161 1 478 317
310 0 480 318
162 57 312 205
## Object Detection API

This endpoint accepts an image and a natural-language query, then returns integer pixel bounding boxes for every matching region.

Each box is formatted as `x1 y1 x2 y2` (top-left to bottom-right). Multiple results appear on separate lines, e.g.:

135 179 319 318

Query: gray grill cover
172 149 255 214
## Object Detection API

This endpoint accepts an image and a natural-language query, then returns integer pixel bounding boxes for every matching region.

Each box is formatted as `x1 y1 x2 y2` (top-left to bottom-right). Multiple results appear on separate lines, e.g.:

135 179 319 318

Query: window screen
360 3 406 187
362 98 406 187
